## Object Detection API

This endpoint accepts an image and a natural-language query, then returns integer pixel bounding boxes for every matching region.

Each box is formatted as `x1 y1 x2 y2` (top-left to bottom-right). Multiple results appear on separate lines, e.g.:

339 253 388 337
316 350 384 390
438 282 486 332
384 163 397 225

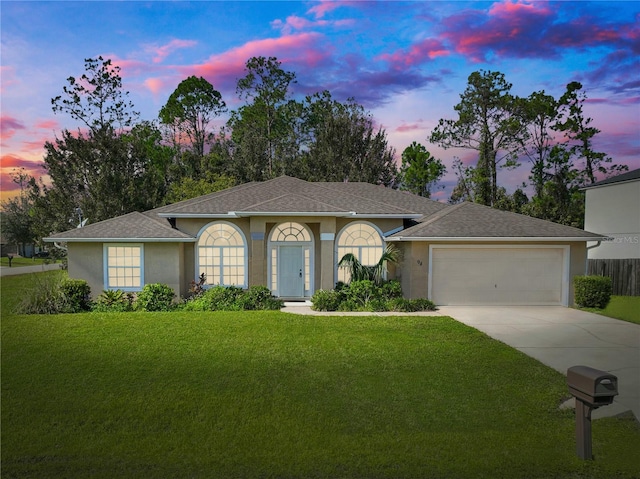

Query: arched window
336 222 384 283
271 221 312 242
197 222 247 287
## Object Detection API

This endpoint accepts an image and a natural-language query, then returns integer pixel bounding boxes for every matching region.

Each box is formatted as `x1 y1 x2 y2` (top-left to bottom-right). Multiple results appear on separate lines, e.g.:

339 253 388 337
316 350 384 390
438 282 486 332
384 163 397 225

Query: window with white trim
336 222 384 283
197 222 247 287
104 244 143 290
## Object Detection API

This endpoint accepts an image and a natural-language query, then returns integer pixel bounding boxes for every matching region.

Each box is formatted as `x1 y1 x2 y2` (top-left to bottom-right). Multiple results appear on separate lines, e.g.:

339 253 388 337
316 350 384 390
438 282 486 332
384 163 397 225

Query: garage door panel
431 247 565 306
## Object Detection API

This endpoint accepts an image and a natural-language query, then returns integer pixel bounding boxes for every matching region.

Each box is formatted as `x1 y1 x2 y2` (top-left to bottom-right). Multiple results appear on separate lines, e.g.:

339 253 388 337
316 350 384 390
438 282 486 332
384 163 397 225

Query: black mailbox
567 365 618 407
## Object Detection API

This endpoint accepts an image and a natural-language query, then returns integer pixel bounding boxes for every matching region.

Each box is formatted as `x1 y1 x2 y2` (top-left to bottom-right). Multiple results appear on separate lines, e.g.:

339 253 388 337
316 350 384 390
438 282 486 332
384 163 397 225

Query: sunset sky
1 0 638 202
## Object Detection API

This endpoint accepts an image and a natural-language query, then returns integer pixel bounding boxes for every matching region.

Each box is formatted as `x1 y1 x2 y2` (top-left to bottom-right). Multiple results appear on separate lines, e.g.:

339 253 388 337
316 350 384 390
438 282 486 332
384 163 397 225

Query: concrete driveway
437 306 639 420
283 303 639 420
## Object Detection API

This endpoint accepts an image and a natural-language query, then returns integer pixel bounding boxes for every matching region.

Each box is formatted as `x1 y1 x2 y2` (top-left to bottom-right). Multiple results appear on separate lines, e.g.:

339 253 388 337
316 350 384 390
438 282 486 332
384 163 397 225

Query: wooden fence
587 258 640 296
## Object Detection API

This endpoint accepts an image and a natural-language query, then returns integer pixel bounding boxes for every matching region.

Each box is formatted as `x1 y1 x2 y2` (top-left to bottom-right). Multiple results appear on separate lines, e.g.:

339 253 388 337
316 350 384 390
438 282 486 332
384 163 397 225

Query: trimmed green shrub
92 289 134 313
59 278 92 312
574 275 612 309
239 285 284 311
135 283 176 312
310 289 343 311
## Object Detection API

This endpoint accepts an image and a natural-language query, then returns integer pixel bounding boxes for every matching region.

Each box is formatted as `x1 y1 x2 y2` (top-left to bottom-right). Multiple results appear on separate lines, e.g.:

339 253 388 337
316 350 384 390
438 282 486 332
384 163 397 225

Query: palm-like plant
338 244 401 285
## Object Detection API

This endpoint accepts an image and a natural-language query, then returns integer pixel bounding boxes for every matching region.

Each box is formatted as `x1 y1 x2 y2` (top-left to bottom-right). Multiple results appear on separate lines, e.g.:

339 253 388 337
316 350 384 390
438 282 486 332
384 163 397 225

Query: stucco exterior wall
67 242 104 299
67 242 186 299
144 242 184 298
396 241 429 301
584 180 640 259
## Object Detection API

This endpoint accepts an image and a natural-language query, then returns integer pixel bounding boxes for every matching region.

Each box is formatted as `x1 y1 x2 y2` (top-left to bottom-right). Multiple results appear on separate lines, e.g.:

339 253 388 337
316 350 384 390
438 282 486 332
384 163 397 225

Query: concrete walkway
0 263 62 277
282 304 640 420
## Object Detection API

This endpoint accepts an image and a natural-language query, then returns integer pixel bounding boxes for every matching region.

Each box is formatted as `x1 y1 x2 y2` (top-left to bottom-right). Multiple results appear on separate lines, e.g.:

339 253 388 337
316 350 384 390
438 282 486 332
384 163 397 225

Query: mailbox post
567 365 618 460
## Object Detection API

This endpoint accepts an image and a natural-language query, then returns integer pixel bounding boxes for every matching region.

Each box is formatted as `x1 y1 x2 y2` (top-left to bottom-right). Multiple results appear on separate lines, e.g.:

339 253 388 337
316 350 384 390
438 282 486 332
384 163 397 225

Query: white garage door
430 246 568 306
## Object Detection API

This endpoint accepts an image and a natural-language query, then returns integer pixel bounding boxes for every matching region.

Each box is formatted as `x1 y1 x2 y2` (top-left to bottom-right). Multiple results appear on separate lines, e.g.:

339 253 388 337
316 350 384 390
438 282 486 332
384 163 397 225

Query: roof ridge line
418 201 467 226
239 192 349 212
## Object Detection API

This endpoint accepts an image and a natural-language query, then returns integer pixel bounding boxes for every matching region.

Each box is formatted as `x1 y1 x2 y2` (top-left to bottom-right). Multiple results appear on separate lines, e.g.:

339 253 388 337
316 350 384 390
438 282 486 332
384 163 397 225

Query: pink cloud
1 153 29 169
0 154 47 196
147 39 198 64
395 121 427 133
442 1 555 62
185 32 329 93
271 15 354 35
308 1 350 19
0 66 17 93
22 136 52 153
620 96 640 106
438 0 638 67
1 115 26 134
34 119 59 130
143 77 166 96
380 38 449 68
103 55 166 79
272 16 326 34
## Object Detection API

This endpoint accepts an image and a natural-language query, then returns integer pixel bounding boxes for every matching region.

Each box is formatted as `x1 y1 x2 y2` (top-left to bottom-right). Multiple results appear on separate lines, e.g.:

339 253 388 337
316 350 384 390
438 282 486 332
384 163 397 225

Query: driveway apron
438 306 640 420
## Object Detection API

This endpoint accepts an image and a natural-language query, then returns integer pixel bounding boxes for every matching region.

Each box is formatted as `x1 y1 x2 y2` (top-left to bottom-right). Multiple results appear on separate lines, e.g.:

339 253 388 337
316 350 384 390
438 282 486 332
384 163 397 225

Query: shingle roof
388 202 605 240
323 181 449 217
158 176 426 217
582 168 640 189
44 212 194 242
43 176 606 242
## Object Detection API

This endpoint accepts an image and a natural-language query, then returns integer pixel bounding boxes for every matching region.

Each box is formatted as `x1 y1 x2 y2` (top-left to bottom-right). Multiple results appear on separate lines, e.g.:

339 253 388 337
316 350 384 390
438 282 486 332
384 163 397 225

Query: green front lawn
2 273 640 478
580 295 640 325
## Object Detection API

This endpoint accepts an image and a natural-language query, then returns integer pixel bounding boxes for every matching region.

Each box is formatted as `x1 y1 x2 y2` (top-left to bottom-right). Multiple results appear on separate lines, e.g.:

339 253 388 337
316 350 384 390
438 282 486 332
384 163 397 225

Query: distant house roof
582 168 640 189
44 176 606 243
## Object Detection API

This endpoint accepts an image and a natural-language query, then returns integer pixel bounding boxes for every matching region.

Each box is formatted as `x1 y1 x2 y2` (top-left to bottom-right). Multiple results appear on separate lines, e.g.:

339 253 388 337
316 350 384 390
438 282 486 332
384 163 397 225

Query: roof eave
352 213 423 219
386 236 610 242
44 237 196 243
157 211 421 218
157 212 240 218
233 211 356 217
581 177 640 190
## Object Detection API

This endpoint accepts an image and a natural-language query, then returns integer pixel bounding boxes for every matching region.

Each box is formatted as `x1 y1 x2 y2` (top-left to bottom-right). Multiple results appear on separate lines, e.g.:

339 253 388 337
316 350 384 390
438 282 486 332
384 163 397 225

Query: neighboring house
583 168 640 260
45 176 605 306
583 168 640 296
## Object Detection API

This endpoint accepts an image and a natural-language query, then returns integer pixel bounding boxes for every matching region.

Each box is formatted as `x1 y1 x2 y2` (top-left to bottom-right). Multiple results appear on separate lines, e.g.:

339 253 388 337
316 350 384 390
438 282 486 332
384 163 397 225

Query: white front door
279 246 305 298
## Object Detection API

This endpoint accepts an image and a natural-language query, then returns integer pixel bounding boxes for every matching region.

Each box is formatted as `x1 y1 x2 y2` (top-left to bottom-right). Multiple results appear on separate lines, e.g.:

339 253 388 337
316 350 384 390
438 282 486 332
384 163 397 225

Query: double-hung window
104 244 143 291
